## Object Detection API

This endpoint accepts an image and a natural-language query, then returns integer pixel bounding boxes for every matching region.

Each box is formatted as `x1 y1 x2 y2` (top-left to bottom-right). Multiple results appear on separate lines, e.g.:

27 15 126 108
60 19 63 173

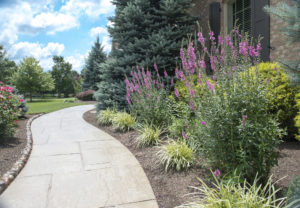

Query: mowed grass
27 97 88 114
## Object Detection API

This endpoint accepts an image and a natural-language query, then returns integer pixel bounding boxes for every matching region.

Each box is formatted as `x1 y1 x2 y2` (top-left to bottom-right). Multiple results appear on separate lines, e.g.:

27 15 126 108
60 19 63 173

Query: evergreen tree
82 37 107 91
0 45 17 84
265 0 300 84
95 0 198 110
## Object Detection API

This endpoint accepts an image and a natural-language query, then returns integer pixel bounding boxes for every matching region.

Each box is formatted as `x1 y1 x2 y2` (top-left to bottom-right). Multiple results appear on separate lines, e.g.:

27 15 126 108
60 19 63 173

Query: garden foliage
295 92 300 141
179 173 286 208
157 140 194 172
0 82 23 139
126 66 172 127
171 28 284 181
112 112 135 132
286 175 300 207
97 108 117 125
136 123 162 147
247 62 298 139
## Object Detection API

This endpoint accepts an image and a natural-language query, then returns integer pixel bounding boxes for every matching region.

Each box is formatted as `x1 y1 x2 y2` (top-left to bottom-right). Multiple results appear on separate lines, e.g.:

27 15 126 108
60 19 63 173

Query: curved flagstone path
0 105 158 208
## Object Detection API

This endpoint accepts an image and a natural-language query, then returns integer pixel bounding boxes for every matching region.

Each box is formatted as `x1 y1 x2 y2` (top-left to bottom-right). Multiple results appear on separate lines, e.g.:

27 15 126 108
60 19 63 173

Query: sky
0 0 115 73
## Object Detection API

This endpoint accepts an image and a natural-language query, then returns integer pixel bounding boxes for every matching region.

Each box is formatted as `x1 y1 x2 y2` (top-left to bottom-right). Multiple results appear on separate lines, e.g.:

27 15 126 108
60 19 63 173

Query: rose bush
0 82 23 139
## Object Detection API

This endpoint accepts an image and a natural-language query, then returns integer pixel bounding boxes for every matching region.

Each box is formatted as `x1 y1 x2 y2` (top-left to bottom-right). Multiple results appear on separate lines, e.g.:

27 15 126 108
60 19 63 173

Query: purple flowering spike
189 101 195 111
154 63 158 72
174 88 180 97
182 130 188 139
213 169 221 177
164 70 168 78
197 32 205 45
201 121 206 126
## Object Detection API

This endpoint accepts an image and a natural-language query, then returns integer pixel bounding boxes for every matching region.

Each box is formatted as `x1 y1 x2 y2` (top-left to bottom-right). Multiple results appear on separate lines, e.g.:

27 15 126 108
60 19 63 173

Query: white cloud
0 0 115 45
61 0 115 19
90 26 108 38
66 53 88 73
30 12 78 35
7 41 65 70
102 35 112 53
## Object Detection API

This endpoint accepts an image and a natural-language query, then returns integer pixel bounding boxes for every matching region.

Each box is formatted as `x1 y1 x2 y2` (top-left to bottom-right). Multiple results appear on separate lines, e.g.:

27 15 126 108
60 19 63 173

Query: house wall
191 0 300 63
269 0 300 63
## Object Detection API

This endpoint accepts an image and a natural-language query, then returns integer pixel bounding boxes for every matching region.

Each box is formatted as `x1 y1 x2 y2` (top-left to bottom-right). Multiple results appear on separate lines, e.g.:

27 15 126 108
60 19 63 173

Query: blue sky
0 0 115 72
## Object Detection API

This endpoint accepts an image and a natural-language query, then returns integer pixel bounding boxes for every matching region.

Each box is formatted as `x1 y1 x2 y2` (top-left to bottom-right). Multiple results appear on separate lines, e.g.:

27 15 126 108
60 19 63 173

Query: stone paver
0 105 158 208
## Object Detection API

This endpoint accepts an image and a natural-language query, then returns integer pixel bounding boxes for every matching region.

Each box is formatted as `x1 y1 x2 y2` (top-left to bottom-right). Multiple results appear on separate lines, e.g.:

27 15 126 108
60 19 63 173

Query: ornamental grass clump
97 108 117 125
136 123 162 147
125 65 172 127
157 140 194 172
112 112 135 132
173 27 284 182
0 82 23 139
178 173 286 208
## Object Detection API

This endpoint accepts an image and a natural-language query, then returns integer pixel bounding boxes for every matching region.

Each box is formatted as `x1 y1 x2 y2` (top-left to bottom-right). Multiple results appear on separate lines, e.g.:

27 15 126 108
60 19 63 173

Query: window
232 0 251 34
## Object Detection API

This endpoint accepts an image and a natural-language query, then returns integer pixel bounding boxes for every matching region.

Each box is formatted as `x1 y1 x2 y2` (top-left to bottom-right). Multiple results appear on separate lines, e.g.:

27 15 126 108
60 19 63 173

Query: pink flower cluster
125 65 164 105
0 85 13 93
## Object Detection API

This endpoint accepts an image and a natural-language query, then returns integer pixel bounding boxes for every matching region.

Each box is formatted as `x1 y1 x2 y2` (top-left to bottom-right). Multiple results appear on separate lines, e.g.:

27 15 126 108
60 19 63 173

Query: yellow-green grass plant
157 139 194 172
136 123 163 147
97 108 117 125
112 112 136 132
178 173 286 208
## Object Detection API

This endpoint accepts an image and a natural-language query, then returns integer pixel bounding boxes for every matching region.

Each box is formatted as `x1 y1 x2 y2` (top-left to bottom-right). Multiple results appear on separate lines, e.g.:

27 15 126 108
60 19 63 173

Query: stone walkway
0 105 158 208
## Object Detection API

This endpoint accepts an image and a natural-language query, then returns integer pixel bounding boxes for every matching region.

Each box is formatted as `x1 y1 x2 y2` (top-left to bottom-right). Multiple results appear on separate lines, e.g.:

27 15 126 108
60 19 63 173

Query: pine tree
82 37 107 91
265 0 300 84
95 0 198 110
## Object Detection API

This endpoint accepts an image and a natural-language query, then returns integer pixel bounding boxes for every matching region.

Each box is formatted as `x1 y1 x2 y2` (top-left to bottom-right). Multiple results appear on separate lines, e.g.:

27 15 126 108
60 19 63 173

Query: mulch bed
0 115 33 177
83 109 300 208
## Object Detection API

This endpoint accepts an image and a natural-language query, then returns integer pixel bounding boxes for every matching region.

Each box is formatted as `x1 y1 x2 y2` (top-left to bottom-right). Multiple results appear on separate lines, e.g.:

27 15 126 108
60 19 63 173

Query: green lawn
27 97 89 114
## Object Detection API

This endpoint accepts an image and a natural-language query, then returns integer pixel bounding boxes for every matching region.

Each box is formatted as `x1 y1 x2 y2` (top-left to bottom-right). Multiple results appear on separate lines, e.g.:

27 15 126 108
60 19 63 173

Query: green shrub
157 140 194 171
178 173 286 208
97 108 117 125
248 62 298 139
193 71 284 181
0 83 22 139
112 112 135 132
136 124 162 147
286 176 300 207
294 93 300 141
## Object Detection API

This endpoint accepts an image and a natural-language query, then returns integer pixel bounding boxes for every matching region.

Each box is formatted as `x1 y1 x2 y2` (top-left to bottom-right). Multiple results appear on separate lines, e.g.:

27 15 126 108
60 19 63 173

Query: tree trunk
30 92 32 102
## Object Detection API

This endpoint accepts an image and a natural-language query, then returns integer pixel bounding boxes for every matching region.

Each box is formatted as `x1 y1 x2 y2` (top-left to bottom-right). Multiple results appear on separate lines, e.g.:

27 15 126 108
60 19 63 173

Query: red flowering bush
0 82 23 139
76 90 95 101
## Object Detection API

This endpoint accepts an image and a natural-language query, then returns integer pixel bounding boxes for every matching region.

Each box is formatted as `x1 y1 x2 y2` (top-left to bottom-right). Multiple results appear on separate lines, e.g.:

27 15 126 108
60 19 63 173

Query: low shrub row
76 89 95 101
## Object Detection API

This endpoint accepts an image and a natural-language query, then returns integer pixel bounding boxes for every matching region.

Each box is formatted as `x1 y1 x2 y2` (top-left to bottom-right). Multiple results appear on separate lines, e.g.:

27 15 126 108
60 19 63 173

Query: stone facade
191 0 300 62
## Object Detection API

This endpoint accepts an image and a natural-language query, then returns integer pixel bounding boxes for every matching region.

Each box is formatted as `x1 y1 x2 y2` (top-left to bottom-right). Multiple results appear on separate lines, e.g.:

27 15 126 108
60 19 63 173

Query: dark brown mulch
83 110 207 208
0 115 33 177
271 141 300 188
